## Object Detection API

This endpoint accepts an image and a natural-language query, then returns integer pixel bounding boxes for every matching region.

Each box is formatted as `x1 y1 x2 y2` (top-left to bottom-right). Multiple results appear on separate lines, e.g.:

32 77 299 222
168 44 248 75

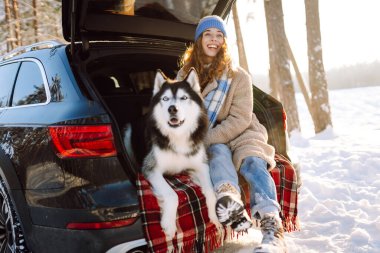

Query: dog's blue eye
181 96 188 100
162 96 169 101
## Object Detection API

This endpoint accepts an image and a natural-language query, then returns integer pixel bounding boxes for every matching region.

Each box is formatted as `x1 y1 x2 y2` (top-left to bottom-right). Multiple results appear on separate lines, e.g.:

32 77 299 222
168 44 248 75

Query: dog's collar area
168 144 200 157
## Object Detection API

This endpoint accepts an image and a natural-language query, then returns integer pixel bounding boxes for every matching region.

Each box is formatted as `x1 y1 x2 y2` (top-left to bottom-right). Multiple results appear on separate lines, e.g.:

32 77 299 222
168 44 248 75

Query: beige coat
179 67 276 171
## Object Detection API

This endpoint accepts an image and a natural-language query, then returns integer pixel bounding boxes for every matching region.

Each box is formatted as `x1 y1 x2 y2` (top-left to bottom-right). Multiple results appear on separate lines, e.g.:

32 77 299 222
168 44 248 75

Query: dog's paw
158 192 178 239
203 191 220 226
160 214 177 239
208 208 222 228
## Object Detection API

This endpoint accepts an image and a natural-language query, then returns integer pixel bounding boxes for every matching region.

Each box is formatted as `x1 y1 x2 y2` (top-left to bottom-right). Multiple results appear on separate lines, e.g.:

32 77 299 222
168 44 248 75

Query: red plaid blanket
136 173 228 253
270 154 300 232
137 154 299 252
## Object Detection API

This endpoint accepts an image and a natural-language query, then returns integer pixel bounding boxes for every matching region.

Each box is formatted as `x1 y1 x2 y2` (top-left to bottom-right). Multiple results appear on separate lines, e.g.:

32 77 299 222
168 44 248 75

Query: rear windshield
88 0 219 24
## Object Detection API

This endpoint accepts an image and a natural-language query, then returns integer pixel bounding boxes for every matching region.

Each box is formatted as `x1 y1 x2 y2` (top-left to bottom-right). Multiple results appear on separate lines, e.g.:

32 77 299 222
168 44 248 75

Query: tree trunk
232 3 249 72
264 0 300 133
305 0 332 133
267 34 281 100
285 36 312 112
33 0 38 43
11 0 22 47
4 0 16 51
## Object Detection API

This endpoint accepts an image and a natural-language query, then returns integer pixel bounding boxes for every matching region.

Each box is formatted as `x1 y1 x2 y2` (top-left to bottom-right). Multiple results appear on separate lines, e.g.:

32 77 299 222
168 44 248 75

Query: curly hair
179 37 233 89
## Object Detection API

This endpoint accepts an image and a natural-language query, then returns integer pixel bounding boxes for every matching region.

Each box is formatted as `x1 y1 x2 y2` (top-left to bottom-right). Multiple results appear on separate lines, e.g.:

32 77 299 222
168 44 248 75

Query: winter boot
253 212 287 253
215 183 253 231
230 209 253 232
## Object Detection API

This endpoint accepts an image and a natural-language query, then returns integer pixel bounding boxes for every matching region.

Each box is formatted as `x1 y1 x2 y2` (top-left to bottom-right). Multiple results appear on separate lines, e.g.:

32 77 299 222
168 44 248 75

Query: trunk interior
84 46 181 168
79 42 288 172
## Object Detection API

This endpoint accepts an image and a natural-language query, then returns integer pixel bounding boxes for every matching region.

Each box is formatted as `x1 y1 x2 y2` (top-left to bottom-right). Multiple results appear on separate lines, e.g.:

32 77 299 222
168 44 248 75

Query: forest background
1 0 379 133
1 0 379 91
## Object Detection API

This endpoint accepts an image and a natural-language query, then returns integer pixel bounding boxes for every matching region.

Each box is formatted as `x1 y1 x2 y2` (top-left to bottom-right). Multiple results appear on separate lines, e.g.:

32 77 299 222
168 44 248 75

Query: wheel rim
0 189 14 252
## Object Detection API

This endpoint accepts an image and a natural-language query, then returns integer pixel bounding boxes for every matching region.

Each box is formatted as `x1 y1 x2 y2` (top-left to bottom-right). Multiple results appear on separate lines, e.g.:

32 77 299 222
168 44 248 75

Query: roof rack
0 40 63 62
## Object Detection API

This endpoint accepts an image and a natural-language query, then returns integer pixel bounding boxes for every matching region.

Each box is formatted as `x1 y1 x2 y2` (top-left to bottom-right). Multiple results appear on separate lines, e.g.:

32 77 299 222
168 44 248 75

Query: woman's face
201 28 224 63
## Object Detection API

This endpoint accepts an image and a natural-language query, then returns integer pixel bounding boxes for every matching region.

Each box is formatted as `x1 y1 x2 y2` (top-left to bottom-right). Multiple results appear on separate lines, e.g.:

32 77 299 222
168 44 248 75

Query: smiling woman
201 28 225 62
178 15 289 253
180 15 231 89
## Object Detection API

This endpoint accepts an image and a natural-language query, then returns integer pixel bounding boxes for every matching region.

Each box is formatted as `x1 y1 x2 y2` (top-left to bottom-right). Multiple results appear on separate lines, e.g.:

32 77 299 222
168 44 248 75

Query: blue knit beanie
194 15 227 41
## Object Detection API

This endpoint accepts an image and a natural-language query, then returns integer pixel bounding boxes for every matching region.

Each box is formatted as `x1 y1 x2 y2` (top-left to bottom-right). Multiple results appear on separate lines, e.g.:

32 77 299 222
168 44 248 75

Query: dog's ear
153 69 167 95
184 67 201 94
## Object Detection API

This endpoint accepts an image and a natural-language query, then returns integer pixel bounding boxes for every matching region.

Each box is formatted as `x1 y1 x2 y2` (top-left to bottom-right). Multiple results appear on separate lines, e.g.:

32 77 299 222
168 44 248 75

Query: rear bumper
27 218 146 253
10 185 145 252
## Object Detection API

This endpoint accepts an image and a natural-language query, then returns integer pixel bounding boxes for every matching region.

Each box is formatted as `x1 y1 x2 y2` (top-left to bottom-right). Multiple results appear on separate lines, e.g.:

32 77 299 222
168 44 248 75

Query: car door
0 62 21 186
0 59 64 191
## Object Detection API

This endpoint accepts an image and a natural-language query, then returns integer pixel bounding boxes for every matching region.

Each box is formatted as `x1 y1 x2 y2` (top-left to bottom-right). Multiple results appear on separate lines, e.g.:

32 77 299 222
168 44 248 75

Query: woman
177 15 287 252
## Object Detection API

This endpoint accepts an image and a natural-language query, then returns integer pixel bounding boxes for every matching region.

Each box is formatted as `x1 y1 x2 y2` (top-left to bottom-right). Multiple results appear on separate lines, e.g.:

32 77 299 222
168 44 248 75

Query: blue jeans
208 144 280 218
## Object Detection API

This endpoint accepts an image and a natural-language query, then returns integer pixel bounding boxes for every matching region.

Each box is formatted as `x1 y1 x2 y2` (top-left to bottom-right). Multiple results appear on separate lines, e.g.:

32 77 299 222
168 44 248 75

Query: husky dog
142 68 220 239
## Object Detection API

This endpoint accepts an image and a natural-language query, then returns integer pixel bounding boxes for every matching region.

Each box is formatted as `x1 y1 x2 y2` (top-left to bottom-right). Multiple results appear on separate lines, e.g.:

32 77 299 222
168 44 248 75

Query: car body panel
0 46 141 235
28 218 145 253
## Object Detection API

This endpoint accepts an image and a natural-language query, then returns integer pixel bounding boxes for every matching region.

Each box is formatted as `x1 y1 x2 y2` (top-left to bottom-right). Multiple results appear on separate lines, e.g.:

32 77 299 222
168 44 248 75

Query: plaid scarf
270 154 300 232
204 70 232 128
137 173 229 253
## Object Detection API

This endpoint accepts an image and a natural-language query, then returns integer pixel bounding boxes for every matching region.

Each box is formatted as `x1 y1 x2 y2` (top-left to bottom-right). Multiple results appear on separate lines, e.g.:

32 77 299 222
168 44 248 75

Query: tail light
282 109 287 131
48 125 117 158
66 217 138 230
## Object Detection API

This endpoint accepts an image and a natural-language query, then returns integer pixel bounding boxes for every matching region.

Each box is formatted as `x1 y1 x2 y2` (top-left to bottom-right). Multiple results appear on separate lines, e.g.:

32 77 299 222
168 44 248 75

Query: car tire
0 179 28 253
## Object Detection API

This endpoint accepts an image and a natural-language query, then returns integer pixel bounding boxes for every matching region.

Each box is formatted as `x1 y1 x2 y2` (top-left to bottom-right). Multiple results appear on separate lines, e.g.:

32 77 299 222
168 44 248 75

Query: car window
0 63 20 108
11 61 47 107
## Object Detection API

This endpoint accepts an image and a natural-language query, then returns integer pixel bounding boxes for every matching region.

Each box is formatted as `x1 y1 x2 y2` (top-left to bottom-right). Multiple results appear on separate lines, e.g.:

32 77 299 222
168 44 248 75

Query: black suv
0 0 292 252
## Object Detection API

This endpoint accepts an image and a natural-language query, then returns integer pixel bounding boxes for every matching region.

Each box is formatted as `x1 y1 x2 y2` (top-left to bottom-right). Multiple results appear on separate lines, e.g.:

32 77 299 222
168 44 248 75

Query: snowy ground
214 86 380 253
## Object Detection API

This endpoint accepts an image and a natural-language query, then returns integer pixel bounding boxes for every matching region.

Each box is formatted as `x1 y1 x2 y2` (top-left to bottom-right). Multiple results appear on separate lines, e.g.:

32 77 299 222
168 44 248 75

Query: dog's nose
168 105 178 115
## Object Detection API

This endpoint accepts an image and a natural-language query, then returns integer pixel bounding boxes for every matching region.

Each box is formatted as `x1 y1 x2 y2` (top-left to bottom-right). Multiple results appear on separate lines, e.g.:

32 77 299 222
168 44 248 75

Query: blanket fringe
204 226 224 253
281 213 301 232
168 225 233 253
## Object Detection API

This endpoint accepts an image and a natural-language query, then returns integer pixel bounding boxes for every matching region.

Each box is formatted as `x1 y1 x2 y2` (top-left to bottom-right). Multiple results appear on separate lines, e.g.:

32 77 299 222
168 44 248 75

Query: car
0 0 294 252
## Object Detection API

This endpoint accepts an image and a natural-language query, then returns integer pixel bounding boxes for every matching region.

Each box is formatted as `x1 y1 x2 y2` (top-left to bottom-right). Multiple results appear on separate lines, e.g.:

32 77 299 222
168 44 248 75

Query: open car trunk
73 41 289 174
79 41 183 170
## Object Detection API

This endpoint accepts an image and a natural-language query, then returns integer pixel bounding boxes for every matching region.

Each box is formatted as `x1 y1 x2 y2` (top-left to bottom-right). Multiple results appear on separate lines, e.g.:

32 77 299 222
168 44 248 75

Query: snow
214 86 380 252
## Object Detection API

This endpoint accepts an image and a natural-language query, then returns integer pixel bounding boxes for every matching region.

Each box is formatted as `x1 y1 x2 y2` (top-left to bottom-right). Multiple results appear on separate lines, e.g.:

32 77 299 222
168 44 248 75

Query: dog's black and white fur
142 68 220 238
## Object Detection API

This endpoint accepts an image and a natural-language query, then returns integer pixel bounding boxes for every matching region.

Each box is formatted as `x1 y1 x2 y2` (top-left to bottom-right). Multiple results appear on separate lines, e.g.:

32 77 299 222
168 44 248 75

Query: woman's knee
208 144 234 172
208 143 232 157
240 156 268 177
